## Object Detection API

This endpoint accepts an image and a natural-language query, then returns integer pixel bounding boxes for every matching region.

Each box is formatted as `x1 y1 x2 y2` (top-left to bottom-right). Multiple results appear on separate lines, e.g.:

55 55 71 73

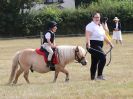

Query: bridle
75 47 85 63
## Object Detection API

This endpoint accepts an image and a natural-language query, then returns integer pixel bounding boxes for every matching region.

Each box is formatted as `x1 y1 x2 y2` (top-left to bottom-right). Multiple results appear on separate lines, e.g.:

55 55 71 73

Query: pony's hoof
26 81 30 84
52 80 56 83
65 79 69 82
12 81 17 85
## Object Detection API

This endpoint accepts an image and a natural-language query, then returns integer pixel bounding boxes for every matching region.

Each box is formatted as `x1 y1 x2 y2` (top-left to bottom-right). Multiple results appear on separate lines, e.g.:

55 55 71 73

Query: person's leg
46 47 54 67
90 55 99 80
42 44 54 67
42 44 54 61
112 31 117 44
88 45 99 80
116 40 118 44
96 47 106 79
118 31 123 45
112 31 115 40
47 47 54 61
119 40 123 45
97 55 106 76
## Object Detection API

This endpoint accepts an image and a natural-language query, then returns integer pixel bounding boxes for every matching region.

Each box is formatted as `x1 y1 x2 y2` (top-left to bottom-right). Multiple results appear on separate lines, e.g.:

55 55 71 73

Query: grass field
0 34 133 99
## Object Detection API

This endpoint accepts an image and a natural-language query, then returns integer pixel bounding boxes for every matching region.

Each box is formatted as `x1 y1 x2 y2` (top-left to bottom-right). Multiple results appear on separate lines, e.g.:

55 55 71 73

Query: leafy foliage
0 0 35 36
0 0 133 37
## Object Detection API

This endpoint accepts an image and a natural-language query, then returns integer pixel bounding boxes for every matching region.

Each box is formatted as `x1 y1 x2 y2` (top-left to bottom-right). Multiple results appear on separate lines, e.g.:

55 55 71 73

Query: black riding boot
47 61 55 71
47 61 53 67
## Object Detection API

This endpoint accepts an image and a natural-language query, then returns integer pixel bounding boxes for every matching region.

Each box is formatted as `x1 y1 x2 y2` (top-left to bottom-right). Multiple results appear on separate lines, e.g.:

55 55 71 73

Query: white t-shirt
86 21 105 41
116 22 118 29
45 32 51 39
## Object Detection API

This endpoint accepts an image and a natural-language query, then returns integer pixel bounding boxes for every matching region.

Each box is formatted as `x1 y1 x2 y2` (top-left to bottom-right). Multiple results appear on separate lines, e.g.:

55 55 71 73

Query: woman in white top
85 12 113 80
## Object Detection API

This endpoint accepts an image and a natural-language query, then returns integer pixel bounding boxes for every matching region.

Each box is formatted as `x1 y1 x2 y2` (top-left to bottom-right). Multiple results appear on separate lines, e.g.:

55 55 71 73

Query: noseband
75 48 85 63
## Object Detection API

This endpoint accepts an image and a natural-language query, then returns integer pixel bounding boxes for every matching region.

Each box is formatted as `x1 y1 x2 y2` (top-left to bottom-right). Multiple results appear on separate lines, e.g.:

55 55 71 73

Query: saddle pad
35 48 59 64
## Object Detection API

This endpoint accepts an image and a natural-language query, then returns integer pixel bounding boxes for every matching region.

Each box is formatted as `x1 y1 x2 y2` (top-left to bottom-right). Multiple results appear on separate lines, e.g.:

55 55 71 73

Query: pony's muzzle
82 61 87 65
81 60 87 66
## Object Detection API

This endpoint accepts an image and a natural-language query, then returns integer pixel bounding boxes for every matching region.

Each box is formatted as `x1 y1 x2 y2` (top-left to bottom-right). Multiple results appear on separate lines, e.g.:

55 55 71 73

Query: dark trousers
88 40 106 80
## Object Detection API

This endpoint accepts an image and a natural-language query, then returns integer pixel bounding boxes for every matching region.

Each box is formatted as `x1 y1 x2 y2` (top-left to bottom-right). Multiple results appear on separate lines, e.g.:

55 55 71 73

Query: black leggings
88 40 106 80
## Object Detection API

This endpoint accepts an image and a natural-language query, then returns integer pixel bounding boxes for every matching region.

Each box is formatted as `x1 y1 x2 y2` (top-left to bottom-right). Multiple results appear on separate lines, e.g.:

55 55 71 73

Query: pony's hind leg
23 70 30 84
60 68 69 82
13 68 23 84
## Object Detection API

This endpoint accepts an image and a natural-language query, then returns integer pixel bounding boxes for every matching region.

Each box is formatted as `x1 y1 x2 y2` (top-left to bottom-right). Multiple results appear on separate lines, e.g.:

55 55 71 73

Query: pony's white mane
57 45 86 65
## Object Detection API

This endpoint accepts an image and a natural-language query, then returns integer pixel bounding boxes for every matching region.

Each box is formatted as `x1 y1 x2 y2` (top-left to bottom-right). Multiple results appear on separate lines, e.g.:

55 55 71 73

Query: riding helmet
47 21 57 29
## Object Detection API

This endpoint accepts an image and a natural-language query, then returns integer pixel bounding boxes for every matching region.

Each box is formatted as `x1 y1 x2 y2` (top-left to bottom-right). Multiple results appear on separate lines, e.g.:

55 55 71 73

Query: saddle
35 47 59 70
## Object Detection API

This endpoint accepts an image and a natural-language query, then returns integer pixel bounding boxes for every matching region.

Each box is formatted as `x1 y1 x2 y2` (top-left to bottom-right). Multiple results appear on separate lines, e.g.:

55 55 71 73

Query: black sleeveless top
43 31 55 44
113 22 121 31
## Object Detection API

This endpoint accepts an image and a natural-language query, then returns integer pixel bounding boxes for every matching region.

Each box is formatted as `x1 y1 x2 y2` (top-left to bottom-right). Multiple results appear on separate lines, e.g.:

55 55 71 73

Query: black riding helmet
47 21 57 29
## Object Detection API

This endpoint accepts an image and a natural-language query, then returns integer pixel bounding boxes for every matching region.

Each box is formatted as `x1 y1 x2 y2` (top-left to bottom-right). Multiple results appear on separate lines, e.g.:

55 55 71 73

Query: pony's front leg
60 68 69 82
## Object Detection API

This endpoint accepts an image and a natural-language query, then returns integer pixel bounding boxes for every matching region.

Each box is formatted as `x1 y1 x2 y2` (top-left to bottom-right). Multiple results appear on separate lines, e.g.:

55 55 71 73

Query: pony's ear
75 46 79 52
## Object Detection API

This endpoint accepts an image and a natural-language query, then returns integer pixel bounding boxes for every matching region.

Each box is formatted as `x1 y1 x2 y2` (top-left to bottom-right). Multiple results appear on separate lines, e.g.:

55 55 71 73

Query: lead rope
87 46 113 66
85 51 88 57
106 47 112 66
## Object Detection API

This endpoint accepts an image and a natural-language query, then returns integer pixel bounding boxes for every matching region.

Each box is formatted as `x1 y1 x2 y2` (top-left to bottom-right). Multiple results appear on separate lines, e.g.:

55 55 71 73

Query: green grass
0 34 133 99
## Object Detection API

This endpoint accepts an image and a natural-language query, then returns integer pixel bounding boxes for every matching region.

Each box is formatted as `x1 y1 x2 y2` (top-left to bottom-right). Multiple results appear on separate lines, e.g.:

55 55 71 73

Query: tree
0 0 36 36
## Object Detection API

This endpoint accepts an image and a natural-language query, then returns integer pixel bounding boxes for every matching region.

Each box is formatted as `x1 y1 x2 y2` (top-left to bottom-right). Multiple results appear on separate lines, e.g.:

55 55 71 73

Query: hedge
0 0 133 37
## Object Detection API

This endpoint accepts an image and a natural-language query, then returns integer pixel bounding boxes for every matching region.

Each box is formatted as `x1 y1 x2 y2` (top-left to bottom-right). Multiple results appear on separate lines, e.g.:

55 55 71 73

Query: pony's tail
8 51 20 84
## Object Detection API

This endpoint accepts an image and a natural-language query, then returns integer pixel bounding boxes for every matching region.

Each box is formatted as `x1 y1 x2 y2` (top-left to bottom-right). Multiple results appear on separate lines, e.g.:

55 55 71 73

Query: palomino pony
8 45 87 84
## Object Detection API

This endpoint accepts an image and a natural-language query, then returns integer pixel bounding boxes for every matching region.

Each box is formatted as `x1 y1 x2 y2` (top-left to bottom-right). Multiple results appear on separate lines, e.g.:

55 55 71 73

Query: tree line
0 0 132 37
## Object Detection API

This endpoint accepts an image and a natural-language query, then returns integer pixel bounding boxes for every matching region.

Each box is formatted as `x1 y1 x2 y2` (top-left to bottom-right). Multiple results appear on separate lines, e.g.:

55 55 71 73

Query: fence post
40 32 43 45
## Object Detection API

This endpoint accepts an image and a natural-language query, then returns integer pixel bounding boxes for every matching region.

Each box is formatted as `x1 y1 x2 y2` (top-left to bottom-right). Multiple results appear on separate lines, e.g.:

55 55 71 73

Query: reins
75 49 82 63
106 47 113 66
75 47 85 63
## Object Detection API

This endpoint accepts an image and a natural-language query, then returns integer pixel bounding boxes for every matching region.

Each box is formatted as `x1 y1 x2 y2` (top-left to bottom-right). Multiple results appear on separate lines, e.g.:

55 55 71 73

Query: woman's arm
104 35 113 48
85 31 91 48
102 23 109 32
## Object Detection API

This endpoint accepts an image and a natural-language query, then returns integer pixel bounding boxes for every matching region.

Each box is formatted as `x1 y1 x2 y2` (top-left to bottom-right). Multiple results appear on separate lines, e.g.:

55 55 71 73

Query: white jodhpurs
42 43 54 61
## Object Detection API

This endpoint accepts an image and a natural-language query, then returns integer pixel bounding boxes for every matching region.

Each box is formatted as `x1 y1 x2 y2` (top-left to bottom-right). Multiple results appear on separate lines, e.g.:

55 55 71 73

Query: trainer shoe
97 75 106 80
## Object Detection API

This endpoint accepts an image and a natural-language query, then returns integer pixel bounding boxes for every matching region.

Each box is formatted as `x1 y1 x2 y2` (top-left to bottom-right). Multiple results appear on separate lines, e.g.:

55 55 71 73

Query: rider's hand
51 45 56 48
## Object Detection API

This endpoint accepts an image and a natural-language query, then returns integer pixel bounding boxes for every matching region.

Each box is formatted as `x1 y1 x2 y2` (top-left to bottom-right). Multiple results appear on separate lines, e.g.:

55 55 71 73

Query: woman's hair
91 12 100 18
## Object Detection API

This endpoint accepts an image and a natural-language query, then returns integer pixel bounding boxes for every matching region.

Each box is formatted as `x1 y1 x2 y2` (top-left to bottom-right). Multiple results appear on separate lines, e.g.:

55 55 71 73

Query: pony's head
75 46 87 66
